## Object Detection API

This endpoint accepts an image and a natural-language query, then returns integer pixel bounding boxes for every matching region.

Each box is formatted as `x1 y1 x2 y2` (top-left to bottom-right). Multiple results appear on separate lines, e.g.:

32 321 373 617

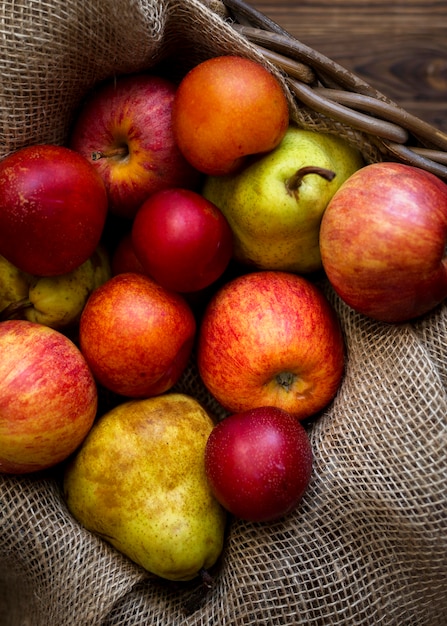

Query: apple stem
276 371 297 392
0 297 32 321
285 166 336 198
91 146 128 161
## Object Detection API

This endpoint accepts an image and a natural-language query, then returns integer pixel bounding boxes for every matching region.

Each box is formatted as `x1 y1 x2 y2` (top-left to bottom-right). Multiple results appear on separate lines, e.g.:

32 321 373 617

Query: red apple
319 162 447 323
197 271 345 420
131 188 233 293
0 144 108 276
69 73 201 219
172 55 289 176
0 320 97 474
205 406 313 522
111 232 147 276
79 272 196 398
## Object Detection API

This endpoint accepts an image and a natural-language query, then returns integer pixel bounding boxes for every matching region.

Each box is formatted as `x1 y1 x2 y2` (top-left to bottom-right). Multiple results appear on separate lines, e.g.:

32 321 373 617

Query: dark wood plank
247 0 447 131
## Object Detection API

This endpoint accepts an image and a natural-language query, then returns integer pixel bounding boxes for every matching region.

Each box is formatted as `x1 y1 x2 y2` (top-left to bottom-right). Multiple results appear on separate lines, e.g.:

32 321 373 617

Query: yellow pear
63 393 227 582
25 246 111 328
90 245 112 289
0 246 111 329
203 126 364 273
0 254 31 313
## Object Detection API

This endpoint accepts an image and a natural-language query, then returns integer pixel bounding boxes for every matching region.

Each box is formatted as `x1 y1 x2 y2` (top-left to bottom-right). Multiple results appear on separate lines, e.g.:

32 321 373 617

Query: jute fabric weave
0 1 446 624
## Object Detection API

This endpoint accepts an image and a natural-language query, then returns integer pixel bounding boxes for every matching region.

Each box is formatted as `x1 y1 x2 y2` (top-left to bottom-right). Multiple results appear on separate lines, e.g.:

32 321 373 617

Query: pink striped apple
320 162 447 323
70 74 201 219
0 320 97 474
197 271 345 420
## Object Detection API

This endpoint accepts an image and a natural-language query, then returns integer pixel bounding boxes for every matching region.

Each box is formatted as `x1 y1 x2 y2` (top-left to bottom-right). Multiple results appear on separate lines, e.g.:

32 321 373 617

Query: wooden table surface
248 0 447 132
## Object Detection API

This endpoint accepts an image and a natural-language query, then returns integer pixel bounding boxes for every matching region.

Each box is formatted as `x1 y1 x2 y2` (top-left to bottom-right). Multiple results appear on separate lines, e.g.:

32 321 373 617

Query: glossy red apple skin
69 74 201 219
320 162 447 323
79 272 196 398
172 55 289 176
0 144 108 276
0 320 97 474
197 271 345 420
205 406 313 522
131 188 233 293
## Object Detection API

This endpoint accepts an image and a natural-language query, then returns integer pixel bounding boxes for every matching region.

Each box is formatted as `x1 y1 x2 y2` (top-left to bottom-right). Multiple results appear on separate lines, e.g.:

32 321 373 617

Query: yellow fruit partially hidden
0 246 111 329
203 126 364 274
63 393 227 582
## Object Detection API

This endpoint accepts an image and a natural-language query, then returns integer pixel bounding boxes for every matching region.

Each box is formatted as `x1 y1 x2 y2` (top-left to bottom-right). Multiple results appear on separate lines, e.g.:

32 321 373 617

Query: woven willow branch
224 0 447 180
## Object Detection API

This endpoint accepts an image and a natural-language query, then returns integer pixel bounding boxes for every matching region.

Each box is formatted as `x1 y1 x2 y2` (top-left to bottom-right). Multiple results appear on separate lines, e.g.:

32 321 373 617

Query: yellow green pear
63 393 227 582
203 126 364 273
0 254 31 312
25 245 111 327
0 246 111 328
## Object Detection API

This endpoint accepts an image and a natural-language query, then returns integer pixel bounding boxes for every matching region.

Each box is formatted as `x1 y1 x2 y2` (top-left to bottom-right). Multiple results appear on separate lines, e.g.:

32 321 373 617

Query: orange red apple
197 271 345 420
172 55 289 176
79 272 196 398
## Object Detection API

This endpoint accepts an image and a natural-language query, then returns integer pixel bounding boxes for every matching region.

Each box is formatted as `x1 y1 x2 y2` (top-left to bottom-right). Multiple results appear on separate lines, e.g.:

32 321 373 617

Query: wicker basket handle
224 0 447 180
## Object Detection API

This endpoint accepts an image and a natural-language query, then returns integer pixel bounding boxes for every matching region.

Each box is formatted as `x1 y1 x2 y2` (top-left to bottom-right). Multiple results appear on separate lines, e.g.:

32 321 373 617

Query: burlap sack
1 1 446 624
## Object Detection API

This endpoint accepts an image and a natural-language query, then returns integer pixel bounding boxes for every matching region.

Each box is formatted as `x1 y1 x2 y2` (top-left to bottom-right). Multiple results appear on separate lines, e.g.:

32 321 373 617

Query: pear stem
0 297 32 321
91 146 128 161
285 166 336 198
182 568 215 616
199 568 214 589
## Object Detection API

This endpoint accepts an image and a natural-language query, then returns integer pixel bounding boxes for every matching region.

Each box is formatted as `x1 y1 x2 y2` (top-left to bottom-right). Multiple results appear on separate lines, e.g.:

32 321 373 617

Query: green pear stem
0 297 32 321
285 166 336 198
91 146 128 161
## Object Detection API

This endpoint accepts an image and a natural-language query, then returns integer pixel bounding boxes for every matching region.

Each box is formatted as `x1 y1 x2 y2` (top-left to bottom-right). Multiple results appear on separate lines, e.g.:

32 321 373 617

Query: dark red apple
111 232 147 276
0 144 108 276
131 188 233 293
204 406 313 522
320 162 447 323
69 73 201 219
